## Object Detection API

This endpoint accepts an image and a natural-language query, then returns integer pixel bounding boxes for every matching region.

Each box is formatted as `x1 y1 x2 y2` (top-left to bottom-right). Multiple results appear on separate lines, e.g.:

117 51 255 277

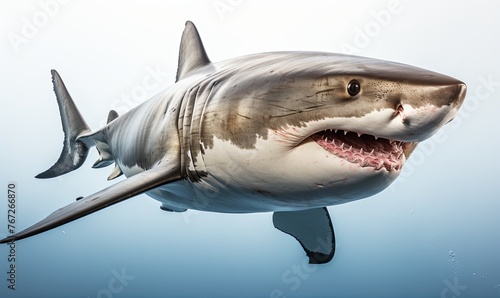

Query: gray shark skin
0 21 466 264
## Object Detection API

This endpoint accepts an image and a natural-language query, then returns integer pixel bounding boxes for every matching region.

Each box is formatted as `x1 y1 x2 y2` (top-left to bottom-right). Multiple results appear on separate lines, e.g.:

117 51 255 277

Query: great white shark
0 21 466 264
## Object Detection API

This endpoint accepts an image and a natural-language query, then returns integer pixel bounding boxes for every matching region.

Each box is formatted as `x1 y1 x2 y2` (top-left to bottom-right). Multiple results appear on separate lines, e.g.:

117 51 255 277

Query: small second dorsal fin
107 110 119 124
176 21 211 82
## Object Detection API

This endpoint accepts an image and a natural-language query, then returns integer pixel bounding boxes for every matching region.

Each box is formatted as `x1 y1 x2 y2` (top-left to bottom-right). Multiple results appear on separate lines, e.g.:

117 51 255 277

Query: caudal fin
36 70 92 179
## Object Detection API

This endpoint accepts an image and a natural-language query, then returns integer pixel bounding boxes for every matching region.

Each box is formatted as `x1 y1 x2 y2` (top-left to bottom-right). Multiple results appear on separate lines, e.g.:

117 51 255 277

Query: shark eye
347 80 361 96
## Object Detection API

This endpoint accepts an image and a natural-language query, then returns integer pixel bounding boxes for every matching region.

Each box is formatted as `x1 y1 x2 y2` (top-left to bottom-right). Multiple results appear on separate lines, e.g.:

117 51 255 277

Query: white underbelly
144 176 356 214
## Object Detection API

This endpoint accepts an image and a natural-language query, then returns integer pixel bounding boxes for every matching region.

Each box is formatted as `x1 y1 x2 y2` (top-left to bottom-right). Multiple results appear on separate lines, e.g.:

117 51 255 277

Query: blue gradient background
1 1 499 297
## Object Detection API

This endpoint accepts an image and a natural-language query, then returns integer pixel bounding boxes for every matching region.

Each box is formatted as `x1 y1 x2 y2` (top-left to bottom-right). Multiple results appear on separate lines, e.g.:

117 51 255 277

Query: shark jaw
310 129 409 172
311 130 403 171
297 102 462 173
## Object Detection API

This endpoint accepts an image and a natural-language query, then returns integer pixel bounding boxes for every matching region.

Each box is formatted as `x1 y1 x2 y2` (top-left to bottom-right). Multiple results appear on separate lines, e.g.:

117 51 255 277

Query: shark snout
394 81 466 142
451 82 467 111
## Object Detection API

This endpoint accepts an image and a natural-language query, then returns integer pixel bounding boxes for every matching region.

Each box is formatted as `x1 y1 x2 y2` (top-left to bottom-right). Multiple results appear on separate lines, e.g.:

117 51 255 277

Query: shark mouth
311 129 404 171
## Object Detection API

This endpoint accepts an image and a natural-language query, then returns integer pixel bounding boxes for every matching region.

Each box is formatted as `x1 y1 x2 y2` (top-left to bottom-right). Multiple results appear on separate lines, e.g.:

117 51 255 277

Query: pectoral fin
273 207 335 264
0 164 181 244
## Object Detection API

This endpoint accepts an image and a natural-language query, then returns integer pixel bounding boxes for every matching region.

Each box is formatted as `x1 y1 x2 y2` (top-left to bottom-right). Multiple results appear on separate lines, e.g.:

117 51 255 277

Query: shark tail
36 70 93 179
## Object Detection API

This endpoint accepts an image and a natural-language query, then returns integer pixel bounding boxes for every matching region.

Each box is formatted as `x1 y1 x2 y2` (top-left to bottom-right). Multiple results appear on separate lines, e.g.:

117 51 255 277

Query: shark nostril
395 104 406 123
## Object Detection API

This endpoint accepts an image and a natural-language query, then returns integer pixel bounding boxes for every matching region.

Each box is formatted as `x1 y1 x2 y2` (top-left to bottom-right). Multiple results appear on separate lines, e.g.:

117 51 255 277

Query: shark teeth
312 129 404 171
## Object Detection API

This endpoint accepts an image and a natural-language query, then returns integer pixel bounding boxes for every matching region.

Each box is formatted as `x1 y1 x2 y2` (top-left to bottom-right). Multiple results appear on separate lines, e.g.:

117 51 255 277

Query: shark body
0 21 466 264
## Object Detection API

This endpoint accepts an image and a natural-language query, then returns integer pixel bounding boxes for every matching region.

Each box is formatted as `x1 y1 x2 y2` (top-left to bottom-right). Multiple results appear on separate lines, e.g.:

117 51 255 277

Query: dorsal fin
176 21 211 82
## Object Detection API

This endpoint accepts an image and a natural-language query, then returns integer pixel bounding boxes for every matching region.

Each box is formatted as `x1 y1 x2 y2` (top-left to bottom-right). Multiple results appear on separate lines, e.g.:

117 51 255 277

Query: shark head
176 24 466 208
194 54 466 207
